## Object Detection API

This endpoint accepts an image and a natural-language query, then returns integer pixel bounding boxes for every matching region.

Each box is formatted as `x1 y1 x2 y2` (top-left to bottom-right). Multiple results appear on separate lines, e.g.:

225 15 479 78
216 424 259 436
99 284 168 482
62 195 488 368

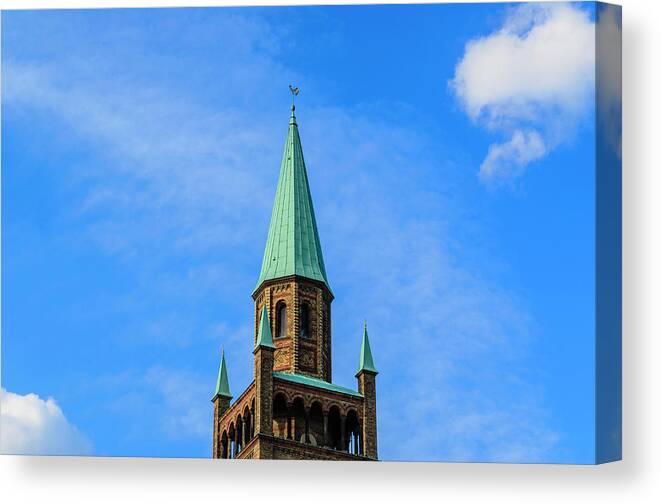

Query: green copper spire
357 323 378 375
255 305 276 350
255 101 329 292
213 348 232 400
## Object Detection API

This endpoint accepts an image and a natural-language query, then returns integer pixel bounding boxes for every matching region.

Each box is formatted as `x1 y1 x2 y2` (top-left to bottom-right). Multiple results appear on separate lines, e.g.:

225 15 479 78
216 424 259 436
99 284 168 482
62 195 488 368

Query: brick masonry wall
254 347 274 437
357 371 378 460
214 377 378 460
252 276 333 380
214 275 378 460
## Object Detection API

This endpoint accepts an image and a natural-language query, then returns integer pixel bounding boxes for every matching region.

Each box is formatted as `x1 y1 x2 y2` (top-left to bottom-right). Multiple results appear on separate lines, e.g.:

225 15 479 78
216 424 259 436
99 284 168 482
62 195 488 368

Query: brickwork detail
252 276 332 380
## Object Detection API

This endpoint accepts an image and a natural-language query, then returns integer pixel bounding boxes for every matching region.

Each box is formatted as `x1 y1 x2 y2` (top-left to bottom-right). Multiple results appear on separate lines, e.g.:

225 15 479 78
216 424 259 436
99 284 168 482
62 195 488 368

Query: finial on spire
289 84 300 111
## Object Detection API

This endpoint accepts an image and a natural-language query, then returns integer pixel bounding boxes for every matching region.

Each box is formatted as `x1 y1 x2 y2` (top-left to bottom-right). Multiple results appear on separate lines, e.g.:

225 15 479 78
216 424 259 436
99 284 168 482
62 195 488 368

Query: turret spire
255 305 276 350
213 348 232 400
357 323 378 375
254 93 329 293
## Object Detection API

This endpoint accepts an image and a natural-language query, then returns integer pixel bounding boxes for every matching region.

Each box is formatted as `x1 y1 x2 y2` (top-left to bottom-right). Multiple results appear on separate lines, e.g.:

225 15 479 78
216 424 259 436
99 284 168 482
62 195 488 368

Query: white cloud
451 3 595 183
480 129 546 182
1 388 92 455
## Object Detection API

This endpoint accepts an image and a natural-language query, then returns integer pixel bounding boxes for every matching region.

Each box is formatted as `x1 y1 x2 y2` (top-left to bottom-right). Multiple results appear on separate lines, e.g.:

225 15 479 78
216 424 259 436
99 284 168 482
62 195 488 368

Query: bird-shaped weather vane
289 84 300 110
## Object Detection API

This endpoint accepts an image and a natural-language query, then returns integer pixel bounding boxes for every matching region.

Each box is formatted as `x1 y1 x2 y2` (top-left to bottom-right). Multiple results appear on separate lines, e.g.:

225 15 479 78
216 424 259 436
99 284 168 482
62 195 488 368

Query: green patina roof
255 305 276 350
255 105 329 292
273 372 362 398
213 348 232 400
357 323 378 375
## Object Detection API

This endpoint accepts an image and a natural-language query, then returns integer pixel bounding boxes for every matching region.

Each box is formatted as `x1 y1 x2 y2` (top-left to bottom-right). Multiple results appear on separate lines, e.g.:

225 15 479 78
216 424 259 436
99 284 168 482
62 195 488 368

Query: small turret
356 323 378 459
213 348 232 401
211 348 232 458
255 305 276 350
356 322 378 376
253 306 275 448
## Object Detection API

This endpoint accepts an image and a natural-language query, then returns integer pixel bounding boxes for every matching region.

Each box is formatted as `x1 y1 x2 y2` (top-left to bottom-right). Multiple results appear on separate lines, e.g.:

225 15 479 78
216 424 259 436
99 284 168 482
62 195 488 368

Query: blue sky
1 3 615 462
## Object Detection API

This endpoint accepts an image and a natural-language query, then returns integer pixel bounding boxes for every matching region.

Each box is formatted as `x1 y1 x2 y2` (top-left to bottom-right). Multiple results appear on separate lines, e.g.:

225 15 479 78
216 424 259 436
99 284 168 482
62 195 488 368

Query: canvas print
0 2 622 463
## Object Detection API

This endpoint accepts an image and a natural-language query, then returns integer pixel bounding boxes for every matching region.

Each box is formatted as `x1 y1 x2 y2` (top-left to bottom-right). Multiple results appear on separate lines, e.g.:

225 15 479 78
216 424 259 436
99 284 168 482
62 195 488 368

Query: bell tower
251 103 333 382
212 92 378 460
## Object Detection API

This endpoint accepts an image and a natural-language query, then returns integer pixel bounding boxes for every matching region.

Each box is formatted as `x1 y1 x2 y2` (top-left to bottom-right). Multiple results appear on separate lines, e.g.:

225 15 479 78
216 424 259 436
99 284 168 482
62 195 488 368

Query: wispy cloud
451 3 595 184
1 388 93 455
3 60 277 259
97 366 212 446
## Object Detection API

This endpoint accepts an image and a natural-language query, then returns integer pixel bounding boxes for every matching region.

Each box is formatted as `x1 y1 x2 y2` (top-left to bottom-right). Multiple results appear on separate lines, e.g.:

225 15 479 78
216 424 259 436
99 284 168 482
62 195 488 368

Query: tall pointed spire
255 98 329 293
357 323 378 375
213 348 232 400
255 305 276 350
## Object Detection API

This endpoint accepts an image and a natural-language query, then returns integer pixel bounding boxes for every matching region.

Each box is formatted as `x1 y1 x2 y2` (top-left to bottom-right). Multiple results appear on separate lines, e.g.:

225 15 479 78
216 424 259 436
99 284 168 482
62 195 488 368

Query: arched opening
327 406 342 451
228 423 236 459
299 303 310 339
251 398 256 438
272 393 289 439
308 401 324 446
276 301 287 339
345 409 361 455
292 397 307 443
236 415 243 455
221 430 229 459
243 406 252 445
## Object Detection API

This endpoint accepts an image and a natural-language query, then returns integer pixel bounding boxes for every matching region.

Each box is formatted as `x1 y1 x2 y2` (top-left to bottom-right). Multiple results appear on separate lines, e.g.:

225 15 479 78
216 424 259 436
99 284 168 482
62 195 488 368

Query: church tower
211 95 379 460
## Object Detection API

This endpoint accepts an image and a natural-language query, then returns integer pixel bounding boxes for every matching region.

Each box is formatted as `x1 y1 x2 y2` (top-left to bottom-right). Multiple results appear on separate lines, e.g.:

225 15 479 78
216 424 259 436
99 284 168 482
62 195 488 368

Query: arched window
272 393 289 439
327 406 342 451
300 303 310 339
221 430 229 459
291 398 306 443
228 423 236 459
345 410 361 455
308 402 324 446
235 415 243 455
276 302 287 339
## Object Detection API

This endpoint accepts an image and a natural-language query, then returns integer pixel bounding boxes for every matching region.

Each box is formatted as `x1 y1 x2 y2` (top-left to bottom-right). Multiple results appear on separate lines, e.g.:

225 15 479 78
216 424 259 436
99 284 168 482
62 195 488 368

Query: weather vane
289 84 300 109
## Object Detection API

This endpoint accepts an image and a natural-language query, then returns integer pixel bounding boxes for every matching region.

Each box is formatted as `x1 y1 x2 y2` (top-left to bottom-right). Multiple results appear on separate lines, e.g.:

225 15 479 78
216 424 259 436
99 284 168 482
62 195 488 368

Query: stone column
358 422 363 455
340 416 346 452
322 411 328 447
287 405 292 440
304 408 310 444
